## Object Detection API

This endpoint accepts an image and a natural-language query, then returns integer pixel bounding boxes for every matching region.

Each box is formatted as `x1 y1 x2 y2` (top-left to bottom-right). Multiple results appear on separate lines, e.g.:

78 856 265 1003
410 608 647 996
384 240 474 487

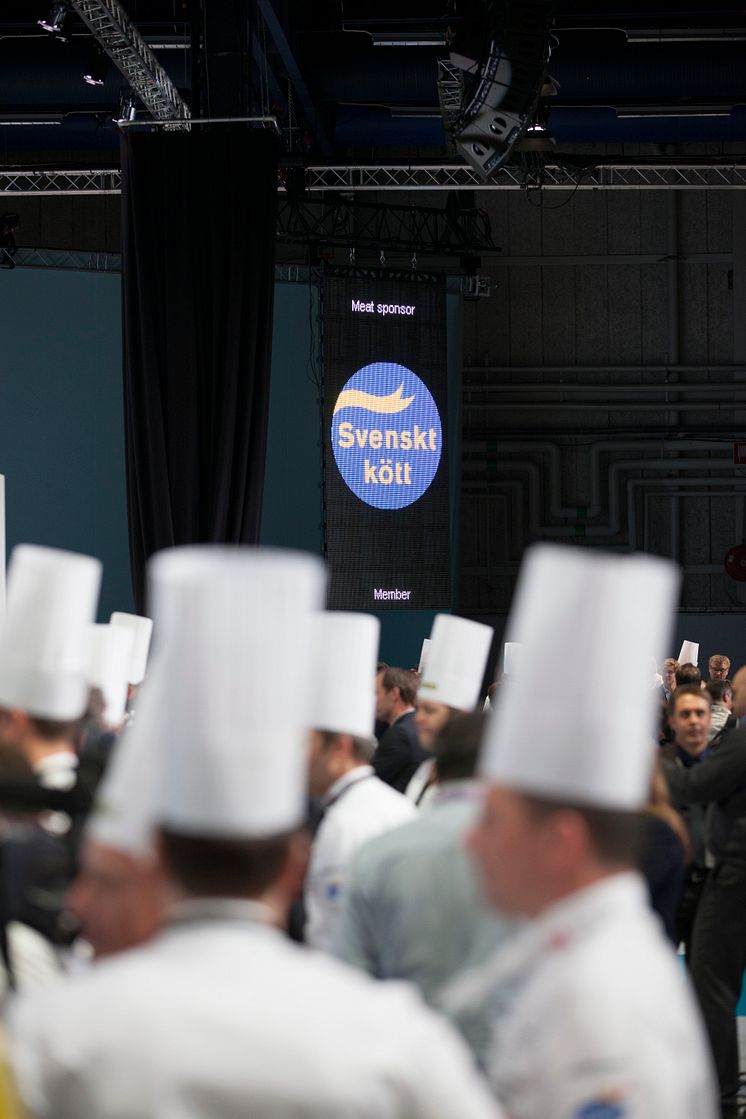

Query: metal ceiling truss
0 169 122 195
4 163 746 197
276 196 497 256
68 0 190 122
305 163 746 191
13 247 121 272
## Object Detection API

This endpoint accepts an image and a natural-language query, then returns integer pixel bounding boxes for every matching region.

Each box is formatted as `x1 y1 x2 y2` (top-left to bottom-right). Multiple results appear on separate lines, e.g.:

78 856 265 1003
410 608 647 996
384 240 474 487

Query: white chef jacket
449 872 717 1119
306 767 416 953
33 751 77 791
9 897 502 1119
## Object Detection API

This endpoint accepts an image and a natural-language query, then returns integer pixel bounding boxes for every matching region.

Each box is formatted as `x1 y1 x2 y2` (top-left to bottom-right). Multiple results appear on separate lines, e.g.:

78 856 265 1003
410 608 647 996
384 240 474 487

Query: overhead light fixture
616 104 732 119
38 1 68 39
83 46 107 87
114 91 138 123
0 116 63 126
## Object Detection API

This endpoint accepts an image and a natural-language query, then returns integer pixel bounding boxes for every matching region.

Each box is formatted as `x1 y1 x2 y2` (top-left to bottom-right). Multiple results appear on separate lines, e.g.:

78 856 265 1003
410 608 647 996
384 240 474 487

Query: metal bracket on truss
437 60 464 158
69 0 190 122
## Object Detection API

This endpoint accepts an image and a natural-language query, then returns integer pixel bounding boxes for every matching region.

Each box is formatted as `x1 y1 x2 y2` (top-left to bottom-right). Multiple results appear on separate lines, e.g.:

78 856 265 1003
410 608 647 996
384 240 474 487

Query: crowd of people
0 539 742 1117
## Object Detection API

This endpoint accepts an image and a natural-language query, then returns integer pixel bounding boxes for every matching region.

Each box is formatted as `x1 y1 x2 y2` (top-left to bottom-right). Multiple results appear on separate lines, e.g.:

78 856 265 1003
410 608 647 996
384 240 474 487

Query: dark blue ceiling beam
256 0 332 156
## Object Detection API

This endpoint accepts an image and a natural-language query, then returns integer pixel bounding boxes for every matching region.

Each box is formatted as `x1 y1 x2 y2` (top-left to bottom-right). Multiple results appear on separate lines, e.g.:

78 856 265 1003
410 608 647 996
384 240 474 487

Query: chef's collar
322 765 374 810
536 870 646 952
167 896 273 928
432 780 486 808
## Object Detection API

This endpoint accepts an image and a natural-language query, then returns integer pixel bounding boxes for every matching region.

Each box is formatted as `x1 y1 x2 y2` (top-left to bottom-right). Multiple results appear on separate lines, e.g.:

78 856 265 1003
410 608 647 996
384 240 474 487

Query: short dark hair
317 729 375 763
669 683 711 719
675 663 701 686
434 712 485 782
521 794 644 867
159 828 292 897
381 666 416 707
706 679 732 704
28 715 82 743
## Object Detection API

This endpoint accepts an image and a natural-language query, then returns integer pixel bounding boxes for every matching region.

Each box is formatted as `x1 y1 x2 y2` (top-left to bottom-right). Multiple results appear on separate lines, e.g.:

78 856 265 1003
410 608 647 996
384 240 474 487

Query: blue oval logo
331 362 443 510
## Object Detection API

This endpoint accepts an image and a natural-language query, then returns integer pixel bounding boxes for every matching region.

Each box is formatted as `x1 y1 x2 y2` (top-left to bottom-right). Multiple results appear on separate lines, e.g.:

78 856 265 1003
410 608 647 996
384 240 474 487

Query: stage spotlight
83 46 107 86
38 1 68 39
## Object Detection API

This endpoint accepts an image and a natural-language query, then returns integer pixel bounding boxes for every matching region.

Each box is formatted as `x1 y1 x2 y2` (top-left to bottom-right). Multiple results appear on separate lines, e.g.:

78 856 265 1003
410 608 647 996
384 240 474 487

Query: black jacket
663 727 746 873
373 711 428 793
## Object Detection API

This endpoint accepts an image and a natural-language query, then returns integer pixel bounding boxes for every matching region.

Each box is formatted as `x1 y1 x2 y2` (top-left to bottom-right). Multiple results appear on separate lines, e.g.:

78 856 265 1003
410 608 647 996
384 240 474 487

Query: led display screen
324 274 451 609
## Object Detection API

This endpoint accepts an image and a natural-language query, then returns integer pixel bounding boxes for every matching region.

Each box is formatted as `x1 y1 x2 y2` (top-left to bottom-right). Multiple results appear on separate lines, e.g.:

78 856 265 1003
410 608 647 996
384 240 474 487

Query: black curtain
121 126 278 610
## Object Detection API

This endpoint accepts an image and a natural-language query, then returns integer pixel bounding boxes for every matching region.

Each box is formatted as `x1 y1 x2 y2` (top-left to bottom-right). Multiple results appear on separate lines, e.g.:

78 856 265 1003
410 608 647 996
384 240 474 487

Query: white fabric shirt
336 784 522 1064
447 872 717 1119
305 767 416 952
9 898 501 1119
404 757 437 810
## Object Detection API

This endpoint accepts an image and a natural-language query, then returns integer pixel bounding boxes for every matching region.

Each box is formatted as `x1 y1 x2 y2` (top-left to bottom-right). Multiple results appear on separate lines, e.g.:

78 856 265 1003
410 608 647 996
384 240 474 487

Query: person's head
0 708 80 746
375 666 416 724
433 712 485 784
705 679 733 709
675 662 701 687
157 827 309 925
708 654 731 681
668 684 712 757
67 839 167 959
468 785 643 918
661 659 679 690
730 665 746 720
415 698 458 751
307 728 376 799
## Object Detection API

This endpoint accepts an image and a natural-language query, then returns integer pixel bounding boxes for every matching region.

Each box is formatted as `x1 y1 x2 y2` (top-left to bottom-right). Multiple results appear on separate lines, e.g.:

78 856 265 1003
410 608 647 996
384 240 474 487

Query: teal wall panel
0 268 132 619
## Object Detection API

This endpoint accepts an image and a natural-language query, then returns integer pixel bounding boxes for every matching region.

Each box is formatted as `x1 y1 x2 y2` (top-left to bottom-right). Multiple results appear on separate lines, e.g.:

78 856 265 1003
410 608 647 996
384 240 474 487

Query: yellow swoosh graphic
334 383 415 416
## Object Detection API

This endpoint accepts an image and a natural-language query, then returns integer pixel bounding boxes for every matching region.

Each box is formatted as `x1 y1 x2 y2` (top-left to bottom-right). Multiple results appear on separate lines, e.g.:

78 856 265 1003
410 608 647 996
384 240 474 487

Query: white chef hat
0 544 102 720
109 612 153 685
87 585 188 857
308 612 380 739
480 544 679 810
677 640 699 667
418 614 494 712
85 672 162 858
87 624 134 728
144 545 325 838
418 638 431 674
503 642 523 677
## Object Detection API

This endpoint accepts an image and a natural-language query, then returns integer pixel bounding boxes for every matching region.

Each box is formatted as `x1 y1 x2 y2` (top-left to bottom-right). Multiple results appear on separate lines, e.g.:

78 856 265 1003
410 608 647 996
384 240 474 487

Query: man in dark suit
373 666 427 793
662 667 746 1119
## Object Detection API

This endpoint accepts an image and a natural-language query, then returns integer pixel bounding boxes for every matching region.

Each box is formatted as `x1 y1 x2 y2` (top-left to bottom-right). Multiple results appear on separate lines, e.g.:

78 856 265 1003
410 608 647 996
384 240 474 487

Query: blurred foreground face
468 785 551 918
414 700 451 750
729 667 746 719
670 693 711 757
67 839 166 959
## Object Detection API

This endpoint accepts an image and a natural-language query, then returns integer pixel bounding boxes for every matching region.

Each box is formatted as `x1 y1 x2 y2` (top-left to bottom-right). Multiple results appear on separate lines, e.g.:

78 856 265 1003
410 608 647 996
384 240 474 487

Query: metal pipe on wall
463 457 741 538
464 383 746 394
463 366 746 375
463 439 729 521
